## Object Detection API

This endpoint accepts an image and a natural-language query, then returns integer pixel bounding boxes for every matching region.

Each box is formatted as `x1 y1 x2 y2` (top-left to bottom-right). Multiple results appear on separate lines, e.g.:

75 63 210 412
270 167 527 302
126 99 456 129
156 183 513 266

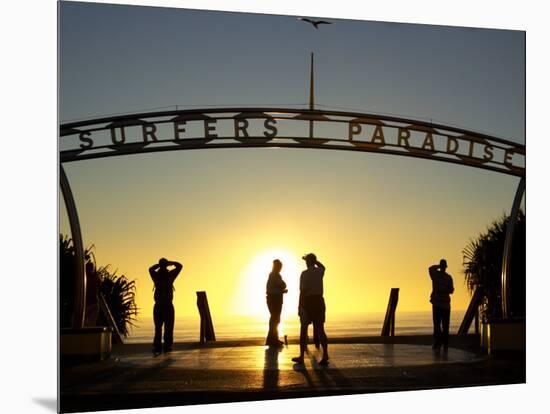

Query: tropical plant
462 211 525 321
60 234 76 328
96 265 138 337
59 234 138 336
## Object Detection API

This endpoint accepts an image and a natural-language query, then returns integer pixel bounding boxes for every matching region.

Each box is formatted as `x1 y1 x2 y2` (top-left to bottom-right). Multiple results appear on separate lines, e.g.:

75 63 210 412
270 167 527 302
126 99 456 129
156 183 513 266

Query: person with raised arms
292 253 329 366
149 258 183 354
429 259 454 352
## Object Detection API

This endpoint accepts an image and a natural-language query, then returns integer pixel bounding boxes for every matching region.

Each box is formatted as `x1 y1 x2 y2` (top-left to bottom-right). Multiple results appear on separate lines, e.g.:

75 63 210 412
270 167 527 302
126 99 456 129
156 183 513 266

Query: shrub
462 211 525 321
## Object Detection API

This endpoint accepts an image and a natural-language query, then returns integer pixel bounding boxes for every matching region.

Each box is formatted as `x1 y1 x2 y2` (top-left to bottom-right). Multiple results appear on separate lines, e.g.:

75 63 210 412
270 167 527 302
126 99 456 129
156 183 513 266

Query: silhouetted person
265 259 288 347
149 258 183 353
429 259 454 351
292 253 329 366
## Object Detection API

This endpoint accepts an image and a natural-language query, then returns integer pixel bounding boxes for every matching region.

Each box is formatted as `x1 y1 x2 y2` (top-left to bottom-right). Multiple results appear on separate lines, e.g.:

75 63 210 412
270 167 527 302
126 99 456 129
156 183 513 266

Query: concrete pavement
59 338 525 413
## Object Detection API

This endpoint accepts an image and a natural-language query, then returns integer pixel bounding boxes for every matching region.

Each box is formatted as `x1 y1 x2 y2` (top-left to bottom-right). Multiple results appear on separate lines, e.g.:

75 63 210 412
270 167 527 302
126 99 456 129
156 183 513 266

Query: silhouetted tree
59 234 138 336
96 265 138 337
60 234 76 328
462 211 525 321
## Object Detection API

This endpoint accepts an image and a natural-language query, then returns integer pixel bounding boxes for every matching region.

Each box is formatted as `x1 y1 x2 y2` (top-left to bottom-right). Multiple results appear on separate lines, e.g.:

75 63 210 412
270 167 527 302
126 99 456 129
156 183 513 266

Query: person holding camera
149 258 183 353
429 259 454 352
292 253 329 366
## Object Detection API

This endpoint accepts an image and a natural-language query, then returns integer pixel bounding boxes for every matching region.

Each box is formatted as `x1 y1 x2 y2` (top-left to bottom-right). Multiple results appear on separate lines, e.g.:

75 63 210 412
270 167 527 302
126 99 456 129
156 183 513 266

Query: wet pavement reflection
118 343 480 372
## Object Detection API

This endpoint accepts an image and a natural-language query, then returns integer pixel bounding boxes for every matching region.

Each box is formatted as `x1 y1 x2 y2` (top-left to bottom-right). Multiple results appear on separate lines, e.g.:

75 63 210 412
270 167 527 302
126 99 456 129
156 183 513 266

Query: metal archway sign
61 107 524 176
59 107 525 327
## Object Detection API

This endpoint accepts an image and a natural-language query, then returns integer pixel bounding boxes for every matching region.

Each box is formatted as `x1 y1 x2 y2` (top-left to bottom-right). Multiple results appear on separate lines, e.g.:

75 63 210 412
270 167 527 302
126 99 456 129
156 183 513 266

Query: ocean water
125 310 466 344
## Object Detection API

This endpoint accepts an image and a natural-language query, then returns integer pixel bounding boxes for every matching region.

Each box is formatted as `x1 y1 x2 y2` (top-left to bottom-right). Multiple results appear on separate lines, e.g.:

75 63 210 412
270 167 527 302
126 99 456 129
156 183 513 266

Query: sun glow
233 248 302 333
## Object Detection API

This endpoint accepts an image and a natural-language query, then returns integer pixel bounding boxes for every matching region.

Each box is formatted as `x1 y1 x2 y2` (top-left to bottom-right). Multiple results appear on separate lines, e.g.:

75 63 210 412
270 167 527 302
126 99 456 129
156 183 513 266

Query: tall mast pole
309 52 315 110
308 52 315 138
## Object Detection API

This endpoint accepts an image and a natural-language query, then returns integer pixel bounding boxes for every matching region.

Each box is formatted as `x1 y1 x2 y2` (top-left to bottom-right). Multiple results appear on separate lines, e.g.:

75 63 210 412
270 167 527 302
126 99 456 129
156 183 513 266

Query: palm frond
60 234 138 335
461 211 525 321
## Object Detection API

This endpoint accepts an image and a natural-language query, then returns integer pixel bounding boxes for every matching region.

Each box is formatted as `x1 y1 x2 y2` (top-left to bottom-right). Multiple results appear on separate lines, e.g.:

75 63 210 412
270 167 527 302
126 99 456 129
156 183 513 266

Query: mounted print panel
58 1 525 412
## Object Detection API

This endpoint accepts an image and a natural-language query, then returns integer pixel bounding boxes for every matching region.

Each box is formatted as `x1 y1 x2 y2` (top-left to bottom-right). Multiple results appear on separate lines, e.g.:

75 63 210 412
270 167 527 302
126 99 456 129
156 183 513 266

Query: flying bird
298 17 332 29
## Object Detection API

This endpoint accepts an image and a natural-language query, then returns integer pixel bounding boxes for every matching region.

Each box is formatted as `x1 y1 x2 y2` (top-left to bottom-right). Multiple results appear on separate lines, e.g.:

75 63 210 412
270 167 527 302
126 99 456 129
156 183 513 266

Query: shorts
299 295 326 325
266 294 283 317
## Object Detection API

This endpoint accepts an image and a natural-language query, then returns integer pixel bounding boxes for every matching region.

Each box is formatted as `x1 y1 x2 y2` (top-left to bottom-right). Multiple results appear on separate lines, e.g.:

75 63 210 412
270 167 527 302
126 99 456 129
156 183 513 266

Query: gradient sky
59 2 525 324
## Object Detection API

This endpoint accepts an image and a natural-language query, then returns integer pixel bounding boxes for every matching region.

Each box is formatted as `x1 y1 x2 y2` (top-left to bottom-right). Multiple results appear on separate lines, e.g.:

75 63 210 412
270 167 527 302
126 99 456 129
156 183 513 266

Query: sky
59 2 525 326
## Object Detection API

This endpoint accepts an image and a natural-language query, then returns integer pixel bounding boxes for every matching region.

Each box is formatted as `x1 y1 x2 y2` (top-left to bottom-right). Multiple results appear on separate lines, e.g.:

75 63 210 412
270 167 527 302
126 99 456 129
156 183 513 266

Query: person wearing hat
292 253 329 366
429 259 454 351
149 258 183 354
265 259 288 347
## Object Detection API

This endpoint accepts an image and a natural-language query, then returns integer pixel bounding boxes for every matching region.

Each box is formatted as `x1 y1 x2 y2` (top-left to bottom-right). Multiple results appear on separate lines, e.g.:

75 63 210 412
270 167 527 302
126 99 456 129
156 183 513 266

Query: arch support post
500 176 525 319
60 164 86 328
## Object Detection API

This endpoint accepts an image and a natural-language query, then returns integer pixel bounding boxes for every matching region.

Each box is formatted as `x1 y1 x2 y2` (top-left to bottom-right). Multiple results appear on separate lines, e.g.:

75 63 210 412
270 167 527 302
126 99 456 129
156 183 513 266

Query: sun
233 248 302 329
